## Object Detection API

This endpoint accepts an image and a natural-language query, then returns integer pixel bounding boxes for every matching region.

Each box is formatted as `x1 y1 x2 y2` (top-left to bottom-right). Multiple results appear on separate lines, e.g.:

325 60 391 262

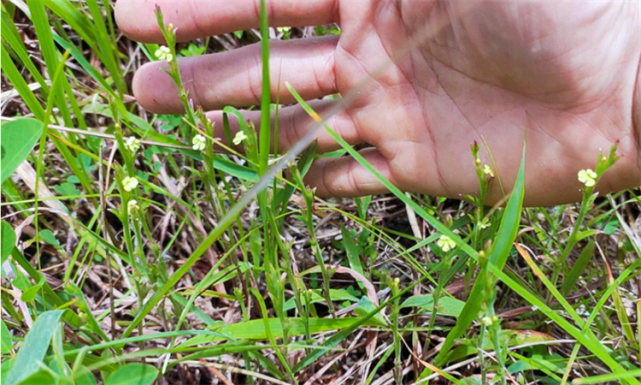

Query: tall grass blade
1 47 45 119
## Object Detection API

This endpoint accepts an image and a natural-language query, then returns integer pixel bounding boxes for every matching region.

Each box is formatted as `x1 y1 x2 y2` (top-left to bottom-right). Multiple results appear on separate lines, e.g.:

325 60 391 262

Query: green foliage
39 229 61 248
179 43 206 57
1 319 12 354
1 220 16 264
104 364 158 385
0 118 44 184
2 1 639 384
4 310 64 385
400 294 465 317
53 182 81 196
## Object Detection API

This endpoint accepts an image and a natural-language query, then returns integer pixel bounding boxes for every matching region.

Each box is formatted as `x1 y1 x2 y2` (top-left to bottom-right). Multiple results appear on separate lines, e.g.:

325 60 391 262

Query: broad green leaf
1 220 16 264
53 182 81 196
353 297 387 327
105 364 158 385
283 289 359 311
1 319 12 353
0 118 44 184
74 366 98 385
602 219 618 235
39 229 61 248
401 294 466 317
157 114 183 130
341 225 365 277
4 310 64 385
15 369 57 385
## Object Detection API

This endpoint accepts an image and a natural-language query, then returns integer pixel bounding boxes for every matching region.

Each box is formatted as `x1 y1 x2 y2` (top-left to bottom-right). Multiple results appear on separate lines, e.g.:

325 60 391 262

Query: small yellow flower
232 131 248 146
436 235 456 252
127 199 139 212
577 169 597 187
192 134 206 151
122 176 139 192
155 46 173 62
124 136 140 153
483 164 494 177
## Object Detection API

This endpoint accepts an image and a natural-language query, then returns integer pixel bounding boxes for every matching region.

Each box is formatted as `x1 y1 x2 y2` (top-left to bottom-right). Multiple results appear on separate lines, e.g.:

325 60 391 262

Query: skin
115 0 641 206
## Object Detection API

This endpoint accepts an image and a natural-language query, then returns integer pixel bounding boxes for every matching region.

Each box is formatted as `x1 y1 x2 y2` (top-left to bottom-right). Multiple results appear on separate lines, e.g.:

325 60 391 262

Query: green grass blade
561 238 594 295
52 34 127 117
84 0 124 91
45 0 95 45
1 47 45 119
28 0 72 125
491 266 638 384
258 0 271 175
251 288 292 381
1 11 49 97
572 369 641 385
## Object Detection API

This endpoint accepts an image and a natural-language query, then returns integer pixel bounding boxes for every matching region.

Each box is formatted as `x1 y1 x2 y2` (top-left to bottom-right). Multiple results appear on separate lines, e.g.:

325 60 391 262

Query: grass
1 1 640 384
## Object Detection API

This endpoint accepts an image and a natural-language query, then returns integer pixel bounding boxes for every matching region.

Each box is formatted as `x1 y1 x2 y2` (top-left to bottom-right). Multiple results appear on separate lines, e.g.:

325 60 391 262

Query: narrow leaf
1 220 16 264
1 320 12 354
562 238 594 295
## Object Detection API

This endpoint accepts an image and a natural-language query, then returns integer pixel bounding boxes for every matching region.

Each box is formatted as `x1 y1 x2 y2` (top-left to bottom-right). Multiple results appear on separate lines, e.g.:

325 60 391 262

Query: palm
117 0 640 206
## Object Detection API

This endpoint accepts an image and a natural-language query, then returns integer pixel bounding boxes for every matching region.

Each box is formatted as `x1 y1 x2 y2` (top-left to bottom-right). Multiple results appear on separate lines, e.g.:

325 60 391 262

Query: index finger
115 0 339 43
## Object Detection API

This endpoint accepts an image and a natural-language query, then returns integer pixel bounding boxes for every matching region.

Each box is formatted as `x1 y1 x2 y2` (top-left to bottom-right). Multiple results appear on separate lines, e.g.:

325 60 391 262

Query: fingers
206 100 363 153
133 36 338 113
304 148 392 197
116 0 338 43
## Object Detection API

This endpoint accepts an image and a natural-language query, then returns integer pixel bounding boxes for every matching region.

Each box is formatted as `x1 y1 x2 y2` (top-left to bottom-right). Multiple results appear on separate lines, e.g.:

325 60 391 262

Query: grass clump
1 1 640 384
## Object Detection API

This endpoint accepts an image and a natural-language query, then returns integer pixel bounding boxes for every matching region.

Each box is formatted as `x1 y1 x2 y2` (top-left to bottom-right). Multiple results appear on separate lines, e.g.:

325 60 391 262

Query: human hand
116 0 641 206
